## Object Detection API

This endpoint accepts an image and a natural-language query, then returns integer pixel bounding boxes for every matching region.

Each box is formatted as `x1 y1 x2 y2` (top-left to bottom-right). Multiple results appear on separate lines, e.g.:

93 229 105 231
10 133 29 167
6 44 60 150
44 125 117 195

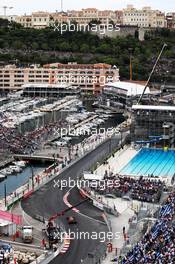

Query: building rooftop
105 81 150 96
22 83 76 89
132 105 175 111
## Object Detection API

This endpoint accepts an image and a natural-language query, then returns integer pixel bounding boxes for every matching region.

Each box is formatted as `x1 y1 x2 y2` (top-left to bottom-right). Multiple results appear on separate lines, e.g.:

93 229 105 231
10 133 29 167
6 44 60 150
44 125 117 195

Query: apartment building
31 11 50 29
50 11 69 25
166 13 175 29
15 15 32 28
68 8 120 25
123 5 166 28
2 6 170 29
2 9 123 29
16 11 50 29
0 63 119 95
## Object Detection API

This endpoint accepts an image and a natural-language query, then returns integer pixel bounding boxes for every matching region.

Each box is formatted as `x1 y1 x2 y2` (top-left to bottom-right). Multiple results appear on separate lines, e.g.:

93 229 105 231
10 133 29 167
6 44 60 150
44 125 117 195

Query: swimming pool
120 148 175 177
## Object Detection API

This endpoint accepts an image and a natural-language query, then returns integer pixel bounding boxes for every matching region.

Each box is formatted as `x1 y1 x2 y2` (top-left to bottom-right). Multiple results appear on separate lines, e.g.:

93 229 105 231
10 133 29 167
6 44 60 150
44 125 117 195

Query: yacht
0 174 5 181
66 116 78 124
62 136 72 142
9 165 22 173
13 161 26 168
3 168 13 175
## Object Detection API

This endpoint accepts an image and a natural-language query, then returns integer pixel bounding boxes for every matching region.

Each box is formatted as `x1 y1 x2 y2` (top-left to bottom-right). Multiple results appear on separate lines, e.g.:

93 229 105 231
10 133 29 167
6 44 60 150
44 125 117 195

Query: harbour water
0 164 47 198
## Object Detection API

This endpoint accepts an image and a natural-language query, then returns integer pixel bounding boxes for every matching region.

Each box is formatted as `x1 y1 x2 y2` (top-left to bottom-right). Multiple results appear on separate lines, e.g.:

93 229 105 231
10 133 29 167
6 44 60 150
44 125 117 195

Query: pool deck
95 146 173 185
95 145 138 176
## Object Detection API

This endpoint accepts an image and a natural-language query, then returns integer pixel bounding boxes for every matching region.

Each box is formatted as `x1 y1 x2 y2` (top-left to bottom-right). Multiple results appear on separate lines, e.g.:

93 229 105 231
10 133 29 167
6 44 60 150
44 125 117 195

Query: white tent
83 172 104 181
0 219 16 236
105 81 150 97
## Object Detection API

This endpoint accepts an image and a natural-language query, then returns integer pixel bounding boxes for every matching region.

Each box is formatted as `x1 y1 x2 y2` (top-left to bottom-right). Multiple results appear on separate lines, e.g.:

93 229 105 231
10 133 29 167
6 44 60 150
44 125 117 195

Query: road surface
22 135 124 263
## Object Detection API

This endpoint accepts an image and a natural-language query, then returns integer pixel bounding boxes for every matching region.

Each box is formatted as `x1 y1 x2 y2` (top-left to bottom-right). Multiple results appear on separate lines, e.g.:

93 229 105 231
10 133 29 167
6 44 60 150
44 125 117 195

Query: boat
62 136 72 142
66 116 78 124
13 161 26 168
54 140 67 147
92 101 99 108
95 109 104 114
0 174 5 181
9 165 22 173
95 118 105 125
3 168 13 175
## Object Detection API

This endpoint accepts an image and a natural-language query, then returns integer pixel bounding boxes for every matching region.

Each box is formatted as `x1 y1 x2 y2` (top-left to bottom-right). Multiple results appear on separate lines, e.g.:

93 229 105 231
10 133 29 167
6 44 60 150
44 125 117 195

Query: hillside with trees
0 18 175 82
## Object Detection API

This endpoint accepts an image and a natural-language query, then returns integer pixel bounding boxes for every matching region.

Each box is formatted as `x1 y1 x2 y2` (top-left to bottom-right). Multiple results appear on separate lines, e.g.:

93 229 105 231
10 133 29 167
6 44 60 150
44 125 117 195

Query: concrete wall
90 25 138 38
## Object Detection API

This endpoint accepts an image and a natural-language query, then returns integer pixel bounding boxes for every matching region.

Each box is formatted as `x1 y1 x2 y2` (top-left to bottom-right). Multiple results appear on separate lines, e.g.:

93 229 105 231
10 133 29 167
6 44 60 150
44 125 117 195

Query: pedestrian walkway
95 146 138 176
102 206 134 263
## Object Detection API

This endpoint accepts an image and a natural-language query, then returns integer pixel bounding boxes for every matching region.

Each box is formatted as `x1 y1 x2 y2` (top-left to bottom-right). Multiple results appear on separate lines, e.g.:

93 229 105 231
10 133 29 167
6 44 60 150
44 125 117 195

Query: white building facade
123 5 166 28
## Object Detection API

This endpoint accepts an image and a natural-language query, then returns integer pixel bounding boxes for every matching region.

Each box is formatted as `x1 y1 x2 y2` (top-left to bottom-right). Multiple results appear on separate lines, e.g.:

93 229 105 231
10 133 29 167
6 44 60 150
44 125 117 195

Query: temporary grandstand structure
104 81 150 97
131 105 175 147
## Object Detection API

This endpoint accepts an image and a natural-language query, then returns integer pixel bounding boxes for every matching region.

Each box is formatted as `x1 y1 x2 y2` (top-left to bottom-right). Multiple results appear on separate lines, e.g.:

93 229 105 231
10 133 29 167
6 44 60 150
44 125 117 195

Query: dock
13 154 62 163
38 98 77 112
0 157 14 169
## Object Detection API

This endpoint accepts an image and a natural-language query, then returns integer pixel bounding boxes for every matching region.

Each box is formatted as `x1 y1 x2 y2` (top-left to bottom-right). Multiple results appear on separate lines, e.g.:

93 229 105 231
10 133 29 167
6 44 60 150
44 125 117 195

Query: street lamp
28 163 34 190
2 6 13 16
61 0 63 11
128 48 133 81
4 183 7 208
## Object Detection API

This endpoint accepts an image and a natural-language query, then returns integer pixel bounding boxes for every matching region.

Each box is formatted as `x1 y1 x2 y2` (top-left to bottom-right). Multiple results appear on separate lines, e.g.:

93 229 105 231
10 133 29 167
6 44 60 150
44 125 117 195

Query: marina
0 94 124 202
0 163 47 198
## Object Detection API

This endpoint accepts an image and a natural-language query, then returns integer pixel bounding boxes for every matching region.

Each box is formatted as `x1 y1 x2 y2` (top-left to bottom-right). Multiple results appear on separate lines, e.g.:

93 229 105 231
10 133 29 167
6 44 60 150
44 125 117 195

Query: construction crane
2 6 13 16
137 43 167 104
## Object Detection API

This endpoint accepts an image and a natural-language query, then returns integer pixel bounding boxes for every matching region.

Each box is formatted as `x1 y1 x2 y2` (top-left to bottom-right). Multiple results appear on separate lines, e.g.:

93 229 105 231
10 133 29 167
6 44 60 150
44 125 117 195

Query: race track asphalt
22 136 123 263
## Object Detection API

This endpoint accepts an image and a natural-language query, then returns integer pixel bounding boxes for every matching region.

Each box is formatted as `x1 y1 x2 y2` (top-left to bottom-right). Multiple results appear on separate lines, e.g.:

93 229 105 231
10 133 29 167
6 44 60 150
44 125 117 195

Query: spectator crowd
121 192 175 264
0 121 67 155
90 176 164 203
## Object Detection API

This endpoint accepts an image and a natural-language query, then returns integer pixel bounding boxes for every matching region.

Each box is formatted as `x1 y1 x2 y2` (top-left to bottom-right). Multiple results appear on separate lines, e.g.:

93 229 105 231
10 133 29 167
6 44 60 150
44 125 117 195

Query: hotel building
166 13 175 29
0 63 119 95
123 5 166 28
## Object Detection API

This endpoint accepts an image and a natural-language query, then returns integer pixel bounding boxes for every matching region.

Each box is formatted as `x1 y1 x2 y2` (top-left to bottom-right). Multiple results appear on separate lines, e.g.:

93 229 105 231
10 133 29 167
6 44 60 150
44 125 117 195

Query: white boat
66 116 78 124
3 168 13 175
91 122 98 128
13 161 26 168
95 118 105 125
0 174 5 180
62 136 72 142
54 140 67 147
9 165 22 173
0 169 6 175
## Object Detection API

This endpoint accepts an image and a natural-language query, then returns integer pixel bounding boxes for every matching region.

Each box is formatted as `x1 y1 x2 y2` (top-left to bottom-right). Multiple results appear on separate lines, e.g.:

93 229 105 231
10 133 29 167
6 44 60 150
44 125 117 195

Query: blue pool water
120 148 175 177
